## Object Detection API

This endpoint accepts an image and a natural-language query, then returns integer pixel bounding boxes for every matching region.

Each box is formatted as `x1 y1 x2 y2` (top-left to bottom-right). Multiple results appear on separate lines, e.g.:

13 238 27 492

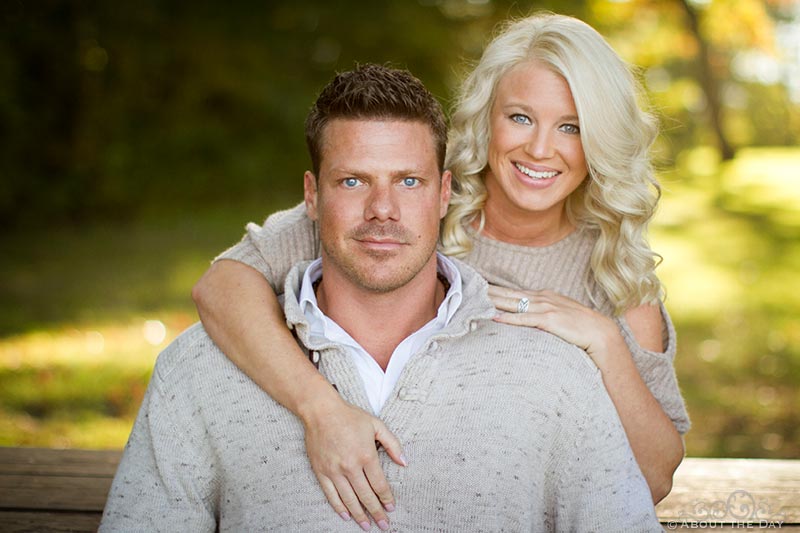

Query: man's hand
302 398 406 531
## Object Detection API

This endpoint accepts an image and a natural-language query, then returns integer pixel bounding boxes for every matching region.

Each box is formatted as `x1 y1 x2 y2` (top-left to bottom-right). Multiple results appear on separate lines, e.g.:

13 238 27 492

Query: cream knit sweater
218 203 689 433
101 259 662 532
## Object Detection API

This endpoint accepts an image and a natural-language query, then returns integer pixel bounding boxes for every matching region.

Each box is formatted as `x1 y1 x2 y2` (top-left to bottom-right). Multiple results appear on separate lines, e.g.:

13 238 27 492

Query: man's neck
315 259 445 371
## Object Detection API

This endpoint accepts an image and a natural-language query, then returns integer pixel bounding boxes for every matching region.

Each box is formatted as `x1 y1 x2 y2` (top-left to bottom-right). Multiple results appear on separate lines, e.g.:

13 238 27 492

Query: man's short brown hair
305 64 447 175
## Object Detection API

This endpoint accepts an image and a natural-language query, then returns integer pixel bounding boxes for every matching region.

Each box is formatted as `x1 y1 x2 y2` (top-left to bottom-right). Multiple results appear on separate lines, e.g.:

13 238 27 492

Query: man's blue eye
403 178 419 187
343 178 359 187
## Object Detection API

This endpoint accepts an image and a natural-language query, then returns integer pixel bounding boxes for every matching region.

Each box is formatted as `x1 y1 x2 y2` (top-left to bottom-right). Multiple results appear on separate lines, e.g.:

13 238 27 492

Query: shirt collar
298 253 463 341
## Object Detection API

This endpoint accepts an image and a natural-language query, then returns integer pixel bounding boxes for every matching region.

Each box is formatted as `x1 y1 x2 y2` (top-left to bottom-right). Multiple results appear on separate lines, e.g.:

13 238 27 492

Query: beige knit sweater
219 202 690 434
101 259 663 532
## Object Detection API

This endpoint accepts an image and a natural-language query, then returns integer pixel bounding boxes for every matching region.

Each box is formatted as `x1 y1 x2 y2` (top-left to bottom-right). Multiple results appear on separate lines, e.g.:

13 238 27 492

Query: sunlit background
1 0 798 458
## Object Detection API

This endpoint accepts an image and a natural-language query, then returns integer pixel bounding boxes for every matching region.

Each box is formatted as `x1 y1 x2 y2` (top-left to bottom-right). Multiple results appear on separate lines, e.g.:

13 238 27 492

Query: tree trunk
678 0 736 161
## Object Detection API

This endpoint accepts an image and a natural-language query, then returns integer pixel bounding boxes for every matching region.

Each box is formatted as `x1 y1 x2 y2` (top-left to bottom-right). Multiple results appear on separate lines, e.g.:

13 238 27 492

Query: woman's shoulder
258 202 314 231
243 202 319 246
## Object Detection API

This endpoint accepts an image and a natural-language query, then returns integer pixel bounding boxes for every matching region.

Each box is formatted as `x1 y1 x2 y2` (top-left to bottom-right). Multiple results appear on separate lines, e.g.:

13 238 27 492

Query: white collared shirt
298 253 462 414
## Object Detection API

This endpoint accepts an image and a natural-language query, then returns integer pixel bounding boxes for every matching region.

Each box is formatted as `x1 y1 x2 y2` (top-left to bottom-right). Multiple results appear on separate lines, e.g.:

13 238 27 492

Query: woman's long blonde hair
441 13 663 314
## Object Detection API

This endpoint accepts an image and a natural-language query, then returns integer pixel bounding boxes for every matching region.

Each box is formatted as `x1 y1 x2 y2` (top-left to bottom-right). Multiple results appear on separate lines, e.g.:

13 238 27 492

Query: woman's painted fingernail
359 520 372 531
377 519 390 531
384 502 395 512
339 511 351 521
399 454 408 466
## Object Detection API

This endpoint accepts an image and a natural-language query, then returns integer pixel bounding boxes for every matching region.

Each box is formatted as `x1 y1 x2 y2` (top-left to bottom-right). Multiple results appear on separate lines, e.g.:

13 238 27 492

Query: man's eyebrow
330 168 428 177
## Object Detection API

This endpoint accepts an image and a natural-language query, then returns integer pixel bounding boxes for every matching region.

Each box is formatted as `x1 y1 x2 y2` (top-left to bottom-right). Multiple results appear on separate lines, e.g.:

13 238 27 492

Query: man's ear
304 171 319 221
439 170 452 219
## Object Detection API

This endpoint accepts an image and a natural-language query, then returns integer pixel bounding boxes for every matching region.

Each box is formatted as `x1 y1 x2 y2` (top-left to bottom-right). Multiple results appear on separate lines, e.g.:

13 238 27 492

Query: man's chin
358 247 404 260
345 263 421 293
353 274 411 294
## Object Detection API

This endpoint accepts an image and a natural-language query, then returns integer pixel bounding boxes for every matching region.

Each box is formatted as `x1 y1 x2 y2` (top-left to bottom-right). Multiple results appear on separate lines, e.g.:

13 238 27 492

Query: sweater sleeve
214 202 319 294
100 346 218 532
553 377 663 532
616 301 691 435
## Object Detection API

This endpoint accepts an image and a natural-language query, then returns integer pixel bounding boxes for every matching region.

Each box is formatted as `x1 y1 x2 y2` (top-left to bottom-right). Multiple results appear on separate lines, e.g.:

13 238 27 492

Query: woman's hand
490 284 684 502
195 261 409 526
301 396 407 531
488 285 622 366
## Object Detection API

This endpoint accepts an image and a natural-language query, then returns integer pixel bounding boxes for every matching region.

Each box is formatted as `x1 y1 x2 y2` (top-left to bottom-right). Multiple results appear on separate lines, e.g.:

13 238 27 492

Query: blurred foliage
0 202 260 447
1 1 799 458
3 0 796 227
1 148 798 457
652 146 800 458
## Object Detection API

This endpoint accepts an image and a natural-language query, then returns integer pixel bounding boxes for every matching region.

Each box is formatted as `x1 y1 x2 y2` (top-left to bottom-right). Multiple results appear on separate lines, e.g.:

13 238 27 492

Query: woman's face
484 60 588 225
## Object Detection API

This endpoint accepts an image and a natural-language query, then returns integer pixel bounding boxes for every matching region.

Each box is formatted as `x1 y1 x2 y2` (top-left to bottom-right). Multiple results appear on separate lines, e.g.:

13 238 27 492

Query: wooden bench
1 447 798 532
0 447 122 532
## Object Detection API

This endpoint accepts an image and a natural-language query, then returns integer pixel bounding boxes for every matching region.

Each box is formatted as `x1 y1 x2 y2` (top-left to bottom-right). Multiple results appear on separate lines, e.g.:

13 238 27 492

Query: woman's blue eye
511 114 531 125
560 123 580 134
403 177 419 187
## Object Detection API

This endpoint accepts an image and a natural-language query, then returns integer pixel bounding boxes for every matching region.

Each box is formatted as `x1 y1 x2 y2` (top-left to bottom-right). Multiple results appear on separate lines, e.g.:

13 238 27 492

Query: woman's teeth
515 163 558 179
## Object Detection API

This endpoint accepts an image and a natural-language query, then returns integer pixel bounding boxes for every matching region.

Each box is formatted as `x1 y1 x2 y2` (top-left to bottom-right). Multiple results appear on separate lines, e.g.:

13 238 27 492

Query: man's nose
364 183 400 221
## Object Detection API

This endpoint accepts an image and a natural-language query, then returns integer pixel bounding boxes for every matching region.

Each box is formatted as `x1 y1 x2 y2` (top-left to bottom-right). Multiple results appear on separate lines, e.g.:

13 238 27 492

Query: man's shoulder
463 320 603 385
150 323 225 385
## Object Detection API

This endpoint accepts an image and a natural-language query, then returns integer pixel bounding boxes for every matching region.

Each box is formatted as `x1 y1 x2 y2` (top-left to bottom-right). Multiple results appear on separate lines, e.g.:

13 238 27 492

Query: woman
193 12 689 529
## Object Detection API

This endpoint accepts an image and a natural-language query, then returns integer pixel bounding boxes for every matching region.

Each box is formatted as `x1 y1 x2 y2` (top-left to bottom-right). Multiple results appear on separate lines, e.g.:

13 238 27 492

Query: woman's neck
480 200 576 247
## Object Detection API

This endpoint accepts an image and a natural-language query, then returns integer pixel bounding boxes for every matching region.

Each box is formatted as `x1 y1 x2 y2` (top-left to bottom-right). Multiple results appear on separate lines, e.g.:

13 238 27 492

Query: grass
0 200 289 449
651 146 800 458
1 148 798 457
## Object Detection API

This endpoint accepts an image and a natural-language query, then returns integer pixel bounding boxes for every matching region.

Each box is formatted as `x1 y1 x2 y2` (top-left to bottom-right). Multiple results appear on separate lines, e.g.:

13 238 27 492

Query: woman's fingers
330 475 373 531
374 418 407 468
487 284 523 301
488 286 533 314
304 402 399 530
364 457 396 513
324 464 391 532
488 285 578 308
372 419 404 510
317 475 353 523
492 309 540 326
340 421 400 529
349 464 391 531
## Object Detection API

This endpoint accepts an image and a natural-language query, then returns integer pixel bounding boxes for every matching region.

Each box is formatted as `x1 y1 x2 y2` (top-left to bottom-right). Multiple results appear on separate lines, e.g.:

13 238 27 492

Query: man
101 64 661 532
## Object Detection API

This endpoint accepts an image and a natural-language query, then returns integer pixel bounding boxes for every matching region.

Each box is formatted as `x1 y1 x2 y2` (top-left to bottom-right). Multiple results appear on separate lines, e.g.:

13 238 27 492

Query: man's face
305 119 451 293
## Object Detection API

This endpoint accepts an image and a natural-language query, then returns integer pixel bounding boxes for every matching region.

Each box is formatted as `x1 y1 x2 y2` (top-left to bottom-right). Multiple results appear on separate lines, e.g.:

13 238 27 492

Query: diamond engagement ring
517 297 530 314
